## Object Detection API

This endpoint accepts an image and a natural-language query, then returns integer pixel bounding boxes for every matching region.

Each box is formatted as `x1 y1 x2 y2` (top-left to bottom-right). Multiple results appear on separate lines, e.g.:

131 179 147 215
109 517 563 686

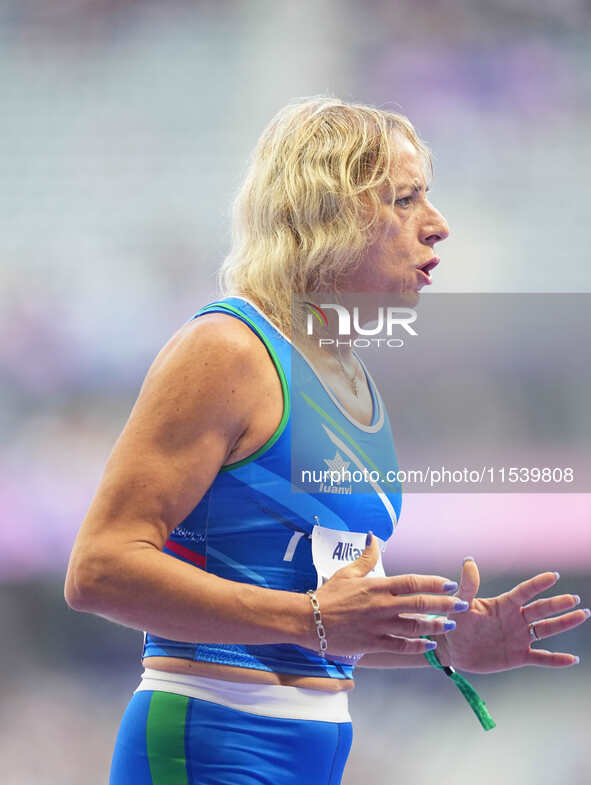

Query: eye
395 195 413 209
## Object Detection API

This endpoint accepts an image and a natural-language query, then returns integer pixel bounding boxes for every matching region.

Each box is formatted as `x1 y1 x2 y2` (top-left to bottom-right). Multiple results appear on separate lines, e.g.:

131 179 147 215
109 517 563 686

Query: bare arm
65 312 463 657
65 313 312 646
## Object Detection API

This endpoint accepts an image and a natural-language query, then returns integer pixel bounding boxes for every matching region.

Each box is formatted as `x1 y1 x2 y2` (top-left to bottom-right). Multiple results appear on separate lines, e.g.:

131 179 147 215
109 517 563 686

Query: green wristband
422 616 496 732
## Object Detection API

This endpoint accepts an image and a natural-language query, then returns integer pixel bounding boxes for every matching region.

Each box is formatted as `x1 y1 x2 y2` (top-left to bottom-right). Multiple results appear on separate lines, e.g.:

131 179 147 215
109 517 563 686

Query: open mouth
416 258 439 282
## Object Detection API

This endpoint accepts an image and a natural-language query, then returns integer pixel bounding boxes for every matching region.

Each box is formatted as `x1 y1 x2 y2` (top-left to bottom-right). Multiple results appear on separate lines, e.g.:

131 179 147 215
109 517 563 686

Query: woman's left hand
435 558 589 673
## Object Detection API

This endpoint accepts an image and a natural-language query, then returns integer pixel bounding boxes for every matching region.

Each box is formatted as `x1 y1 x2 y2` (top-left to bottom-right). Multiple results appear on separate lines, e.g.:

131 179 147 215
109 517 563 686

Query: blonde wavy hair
218 96 431 337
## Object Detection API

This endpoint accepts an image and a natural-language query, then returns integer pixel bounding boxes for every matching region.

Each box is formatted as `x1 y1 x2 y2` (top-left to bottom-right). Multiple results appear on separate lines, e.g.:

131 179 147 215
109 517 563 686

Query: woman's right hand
314 533 467 657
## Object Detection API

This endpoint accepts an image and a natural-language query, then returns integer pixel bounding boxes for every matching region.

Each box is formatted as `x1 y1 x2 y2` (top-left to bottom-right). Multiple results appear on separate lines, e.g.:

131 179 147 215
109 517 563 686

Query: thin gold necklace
336 350 360 397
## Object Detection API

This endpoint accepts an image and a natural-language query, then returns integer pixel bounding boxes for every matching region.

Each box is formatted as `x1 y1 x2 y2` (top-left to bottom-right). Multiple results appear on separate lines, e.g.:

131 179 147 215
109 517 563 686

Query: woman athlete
65 97 588 785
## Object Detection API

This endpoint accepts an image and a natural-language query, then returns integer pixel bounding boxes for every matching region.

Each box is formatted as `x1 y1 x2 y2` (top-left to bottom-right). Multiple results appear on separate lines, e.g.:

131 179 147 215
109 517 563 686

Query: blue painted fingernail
463 556 475 563
572 595 581 605
425 641 437 650
444 620 456 631
572 656 580 665
553 572 560 580
366 531 373 546
443 581 458 592
454 600 469 611
582 608 591 619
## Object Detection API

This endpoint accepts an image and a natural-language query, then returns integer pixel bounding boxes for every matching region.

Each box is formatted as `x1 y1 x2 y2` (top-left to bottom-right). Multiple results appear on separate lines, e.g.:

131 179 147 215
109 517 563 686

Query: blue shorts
109 689 353 785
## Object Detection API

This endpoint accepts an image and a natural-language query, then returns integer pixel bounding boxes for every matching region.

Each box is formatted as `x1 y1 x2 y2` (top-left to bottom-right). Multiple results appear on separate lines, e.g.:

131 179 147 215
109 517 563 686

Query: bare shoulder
167 312 284 466
125 311 279 464
150 311 270 387
137 311 277 423
71 312 280 550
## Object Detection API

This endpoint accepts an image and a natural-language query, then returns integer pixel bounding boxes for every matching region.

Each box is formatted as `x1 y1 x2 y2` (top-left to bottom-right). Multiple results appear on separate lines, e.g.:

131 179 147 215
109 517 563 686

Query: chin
388 289 420 308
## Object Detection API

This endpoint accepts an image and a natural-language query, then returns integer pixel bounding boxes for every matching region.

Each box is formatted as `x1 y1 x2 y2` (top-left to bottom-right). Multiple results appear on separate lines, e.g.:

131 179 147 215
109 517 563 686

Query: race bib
310 526 386 665
311 525 386 589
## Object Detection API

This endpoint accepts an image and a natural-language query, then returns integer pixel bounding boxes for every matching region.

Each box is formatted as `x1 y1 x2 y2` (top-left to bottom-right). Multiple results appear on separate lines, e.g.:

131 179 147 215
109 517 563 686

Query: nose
421 204 450 247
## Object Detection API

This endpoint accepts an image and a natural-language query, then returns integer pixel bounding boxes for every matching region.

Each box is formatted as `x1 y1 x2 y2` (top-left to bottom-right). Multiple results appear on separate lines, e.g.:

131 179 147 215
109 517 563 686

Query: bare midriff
142 657 355 693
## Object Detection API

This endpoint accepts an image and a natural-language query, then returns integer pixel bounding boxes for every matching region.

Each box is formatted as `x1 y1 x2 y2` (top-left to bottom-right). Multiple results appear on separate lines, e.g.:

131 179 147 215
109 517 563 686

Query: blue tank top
142 296 402 680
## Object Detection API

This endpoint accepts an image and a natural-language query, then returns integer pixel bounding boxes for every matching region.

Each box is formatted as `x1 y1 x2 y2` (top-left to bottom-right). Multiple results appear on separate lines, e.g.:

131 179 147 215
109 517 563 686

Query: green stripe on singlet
146 692 190 785
299 390 399 492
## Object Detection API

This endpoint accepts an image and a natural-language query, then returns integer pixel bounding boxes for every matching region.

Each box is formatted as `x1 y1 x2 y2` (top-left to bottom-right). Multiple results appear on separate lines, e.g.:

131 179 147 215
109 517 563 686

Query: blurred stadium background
1 1 590 783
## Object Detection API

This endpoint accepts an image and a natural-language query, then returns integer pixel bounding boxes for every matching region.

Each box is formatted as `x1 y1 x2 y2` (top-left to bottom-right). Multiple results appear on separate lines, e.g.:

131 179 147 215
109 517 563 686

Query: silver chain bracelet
306 589 328 657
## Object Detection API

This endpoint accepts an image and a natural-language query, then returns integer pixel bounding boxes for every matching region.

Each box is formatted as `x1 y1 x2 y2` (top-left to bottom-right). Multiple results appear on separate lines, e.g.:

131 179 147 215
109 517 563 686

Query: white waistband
135 667 351 723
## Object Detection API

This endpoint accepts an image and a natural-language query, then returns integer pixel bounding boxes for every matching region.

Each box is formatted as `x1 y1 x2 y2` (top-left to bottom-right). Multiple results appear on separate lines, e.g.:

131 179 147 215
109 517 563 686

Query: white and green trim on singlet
196 301 290 472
